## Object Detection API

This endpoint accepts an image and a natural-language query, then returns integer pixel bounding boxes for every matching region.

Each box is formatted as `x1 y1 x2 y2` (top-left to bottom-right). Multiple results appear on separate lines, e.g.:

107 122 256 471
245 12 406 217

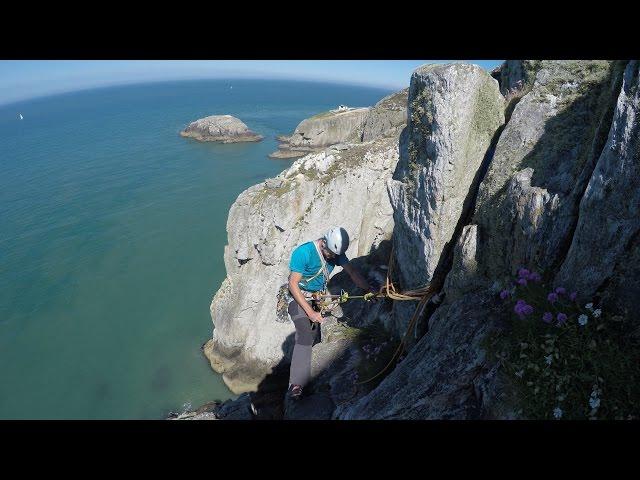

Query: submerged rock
180 115 263 143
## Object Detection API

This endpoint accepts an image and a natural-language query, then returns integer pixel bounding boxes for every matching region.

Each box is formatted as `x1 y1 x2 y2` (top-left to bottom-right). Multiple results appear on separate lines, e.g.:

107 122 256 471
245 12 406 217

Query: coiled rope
314 244 440 387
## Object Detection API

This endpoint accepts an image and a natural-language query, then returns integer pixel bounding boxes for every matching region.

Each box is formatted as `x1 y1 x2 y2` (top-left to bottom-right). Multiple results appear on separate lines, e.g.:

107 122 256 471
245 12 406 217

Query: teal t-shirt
289 241 349 292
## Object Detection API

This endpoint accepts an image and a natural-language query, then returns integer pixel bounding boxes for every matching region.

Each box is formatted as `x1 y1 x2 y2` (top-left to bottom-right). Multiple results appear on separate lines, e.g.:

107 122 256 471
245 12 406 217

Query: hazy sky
0 60 503 106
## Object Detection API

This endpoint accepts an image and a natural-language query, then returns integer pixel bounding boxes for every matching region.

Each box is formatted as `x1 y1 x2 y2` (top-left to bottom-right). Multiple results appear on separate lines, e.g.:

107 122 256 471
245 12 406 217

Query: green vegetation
308 111 334 120
250 179 295 206
522 61 625 187
486 269 640 420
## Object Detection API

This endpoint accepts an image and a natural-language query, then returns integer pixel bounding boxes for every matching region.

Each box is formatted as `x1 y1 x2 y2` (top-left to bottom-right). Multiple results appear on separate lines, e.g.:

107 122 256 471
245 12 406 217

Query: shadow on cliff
244 333 295 420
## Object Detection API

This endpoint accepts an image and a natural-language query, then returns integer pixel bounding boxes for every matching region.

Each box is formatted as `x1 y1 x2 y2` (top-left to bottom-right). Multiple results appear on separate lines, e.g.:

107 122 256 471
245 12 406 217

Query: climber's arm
342 262 375 293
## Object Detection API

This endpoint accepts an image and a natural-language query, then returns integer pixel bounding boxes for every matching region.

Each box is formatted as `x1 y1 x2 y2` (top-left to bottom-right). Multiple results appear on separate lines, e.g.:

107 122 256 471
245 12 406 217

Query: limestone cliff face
557 60 640 316
191 60 638 420
388 64 504 292
338 60 632 420
206 135 400 393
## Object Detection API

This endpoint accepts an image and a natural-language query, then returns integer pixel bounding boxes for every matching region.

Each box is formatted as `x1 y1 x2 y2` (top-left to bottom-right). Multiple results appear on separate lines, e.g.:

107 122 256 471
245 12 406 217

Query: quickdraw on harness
310 289 379 316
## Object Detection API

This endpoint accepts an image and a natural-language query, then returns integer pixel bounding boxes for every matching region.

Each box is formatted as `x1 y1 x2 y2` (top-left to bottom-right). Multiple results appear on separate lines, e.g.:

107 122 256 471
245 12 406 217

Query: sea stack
180 115 263 143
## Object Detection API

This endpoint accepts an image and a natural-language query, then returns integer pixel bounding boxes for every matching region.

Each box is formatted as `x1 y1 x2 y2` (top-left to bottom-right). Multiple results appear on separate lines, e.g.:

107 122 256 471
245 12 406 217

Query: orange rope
354 244 437 385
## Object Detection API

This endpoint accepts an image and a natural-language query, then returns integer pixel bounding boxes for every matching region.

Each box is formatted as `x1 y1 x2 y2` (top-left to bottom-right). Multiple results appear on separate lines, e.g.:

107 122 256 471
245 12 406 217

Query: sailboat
19 113 23 120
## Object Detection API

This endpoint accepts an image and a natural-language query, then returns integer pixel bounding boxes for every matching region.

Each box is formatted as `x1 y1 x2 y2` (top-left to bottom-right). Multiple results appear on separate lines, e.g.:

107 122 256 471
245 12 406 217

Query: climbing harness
275 240 333 326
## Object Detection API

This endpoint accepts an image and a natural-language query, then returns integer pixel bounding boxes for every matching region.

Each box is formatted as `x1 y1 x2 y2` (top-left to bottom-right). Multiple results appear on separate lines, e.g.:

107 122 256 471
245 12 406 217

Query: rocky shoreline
180 114 263 143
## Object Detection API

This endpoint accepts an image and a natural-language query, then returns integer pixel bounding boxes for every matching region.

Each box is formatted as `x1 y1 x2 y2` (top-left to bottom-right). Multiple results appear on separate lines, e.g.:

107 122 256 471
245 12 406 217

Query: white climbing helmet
324 226 349 255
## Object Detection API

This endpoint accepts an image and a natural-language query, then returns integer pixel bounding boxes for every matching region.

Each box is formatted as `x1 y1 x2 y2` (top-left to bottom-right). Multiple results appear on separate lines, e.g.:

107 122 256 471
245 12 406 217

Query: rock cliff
269 91 408 159
205 134 400 394
183 60 638 420
270 108 370 158
338 60 632 419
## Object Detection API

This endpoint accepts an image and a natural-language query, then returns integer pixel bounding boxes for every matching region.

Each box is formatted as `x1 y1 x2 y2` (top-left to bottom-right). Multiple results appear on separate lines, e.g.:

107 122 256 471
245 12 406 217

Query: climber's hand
309 310 324 323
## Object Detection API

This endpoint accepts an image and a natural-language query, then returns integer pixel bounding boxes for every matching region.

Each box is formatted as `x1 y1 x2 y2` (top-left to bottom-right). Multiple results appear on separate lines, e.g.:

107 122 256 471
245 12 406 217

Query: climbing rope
312 244 441 389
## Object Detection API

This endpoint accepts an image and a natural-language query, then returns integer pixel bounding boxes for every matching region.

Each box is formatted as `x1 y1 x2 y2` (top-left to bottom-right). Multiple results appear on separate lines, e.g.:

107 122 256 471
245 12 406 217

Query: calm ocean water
0 79 392 419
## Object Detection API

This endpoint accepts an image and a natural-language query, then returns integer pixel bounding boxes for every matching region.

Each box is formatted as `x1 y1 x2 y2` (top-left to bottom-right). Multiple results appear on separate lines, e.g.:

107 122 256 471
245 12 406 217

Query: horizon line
0 76 406 109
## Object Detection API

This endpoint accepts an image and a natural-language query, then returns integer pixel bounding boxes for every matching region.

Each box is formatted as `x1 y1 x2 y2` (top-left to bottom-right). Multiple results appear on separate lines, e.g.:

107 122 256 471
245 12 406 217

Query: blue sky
0 60 503 106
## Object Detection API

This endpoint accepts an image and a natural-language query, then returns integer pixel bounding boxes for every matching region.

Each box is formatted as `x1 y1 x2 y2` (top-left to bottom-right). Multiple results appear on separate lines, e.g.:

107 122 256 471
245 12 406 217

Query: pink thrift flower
528 271 542 282
517 278 528 286
548 292 559 304
500 290 510 300
518 268 530 278
569 291 577 301
542 312 553 323
514 303 525 318
555 287 566 295
557 313 568 325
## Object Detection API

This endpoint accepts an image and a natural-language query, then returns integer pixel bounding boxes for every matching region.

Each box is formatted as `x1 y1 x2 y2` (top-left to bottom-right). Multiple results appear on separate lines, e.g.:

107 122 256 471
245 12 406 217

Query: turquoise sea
0 79 392 419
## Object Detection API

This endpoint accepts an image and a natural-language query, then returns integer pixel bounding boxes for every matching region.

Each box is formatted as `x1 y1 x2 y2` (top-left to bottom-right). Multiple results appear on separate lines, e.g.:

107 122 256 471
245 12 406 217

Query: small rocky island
180 115 263 143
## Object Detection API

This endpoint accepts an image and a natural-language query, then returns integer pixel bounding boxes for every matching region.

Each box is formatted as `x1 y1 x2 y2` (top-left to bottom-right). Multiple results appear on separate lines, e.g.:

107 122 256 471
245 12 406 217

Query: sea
0 79 392 419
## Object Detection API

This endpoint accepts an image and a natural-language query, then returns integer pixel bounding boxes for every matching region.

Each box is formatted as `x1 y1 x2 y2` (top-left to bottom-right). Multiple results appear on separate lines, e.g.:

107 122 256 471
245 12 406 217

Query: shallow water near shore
0 79 391 419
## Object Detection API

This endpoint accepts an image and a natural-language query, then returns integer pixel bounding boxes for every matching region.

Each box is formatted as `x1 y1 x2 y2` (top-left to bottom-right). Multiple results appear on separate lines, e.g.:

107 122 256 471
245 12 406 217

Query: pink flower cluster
514 299 534 319
517 268 542 286
499 267 581 327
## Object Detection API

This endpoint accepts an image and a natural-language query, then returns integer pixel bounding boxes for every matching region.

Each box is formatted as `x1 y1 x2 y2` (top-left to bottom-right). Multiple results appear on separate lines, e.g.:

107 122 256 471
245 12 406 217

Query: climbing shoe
287 384 303 401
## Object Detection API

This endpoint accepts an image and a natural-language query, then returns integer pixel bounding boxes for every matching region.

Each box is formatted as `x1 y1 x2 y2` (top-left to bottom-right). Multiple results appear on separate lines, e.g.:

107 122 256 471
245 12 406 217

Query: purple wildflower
514 301 533 318
557 313 568 325
548 292 559 304
499 290 511 300
555 287 566 295
517 278 528 286
569 291 577 302
518 268 530 279
528 271 542 283
542 312 553 324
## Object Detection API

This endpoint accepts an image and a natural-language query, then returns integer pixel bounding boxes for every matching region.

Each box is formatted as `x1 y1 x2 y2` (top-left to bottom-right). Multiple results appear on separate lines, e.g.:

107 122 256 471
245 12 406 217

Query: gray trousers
288 300 320 387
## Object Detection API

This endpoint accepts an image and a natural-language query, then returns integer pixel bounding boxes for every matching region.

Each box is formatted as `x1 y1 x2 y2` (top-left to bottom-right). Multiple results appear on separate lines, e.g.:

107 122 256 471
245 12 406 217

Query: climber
286 226 376 401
